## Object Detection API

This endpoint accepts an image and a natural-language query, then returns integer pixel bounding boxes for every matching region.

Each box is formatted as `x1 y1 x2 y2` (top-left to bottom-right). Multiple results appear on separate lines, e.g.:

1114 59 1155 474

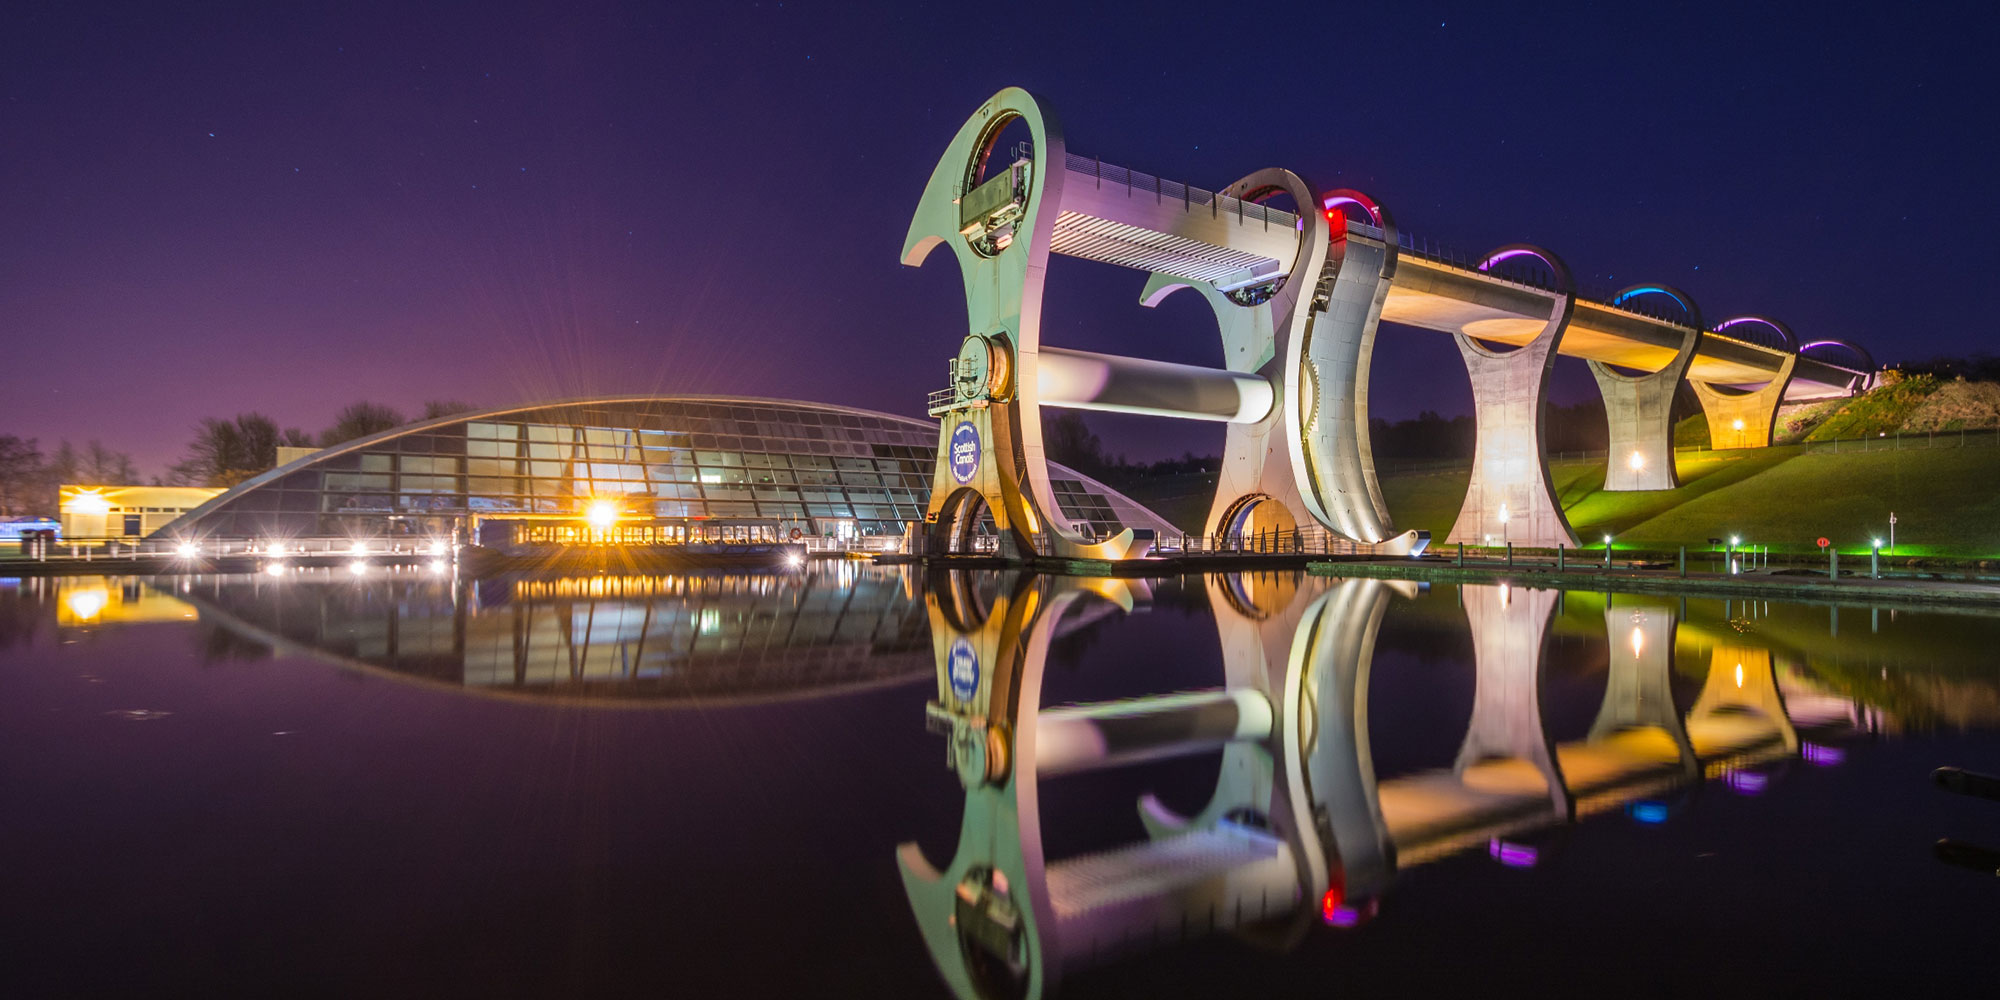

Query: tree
421 400 476 420
0 435 45 515
1043 411 1106 474
169 413 289 487
81 440 138 483
320 401 407 447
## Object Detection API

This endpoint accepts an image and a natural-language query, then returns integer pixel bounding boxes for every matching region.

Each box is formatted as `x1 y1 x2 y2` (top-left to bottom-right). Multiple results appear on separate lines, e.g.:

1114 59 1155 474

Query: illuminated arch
1712 315 1797 355
1460 243 1574 358
1320 188 1391 231
1799 339 1876 388
1608 284 1702 326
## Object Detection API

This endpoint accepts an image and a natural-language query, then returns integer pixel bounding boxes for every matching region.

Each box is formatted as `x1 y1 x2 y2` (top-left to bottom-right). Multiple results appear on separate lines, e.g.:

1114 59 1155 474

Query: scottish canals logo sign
947 638 980 702
949 421 981 484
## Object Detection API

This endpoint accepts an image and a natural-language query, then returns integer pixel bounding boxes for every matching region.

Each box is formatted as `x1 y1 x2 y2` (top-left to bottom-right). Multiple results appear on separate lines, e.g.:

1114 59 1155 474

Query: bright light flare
266 541 286 557
585 500 619 530
64 588 109 621
176 542 200 559
264 562 286 577
426 559 447 574
1628 450 1645 471
348 560 368 575
67 491 112 516
426 540 448 557
784 551 804 568
348 541 369 556
1732 418 1745 431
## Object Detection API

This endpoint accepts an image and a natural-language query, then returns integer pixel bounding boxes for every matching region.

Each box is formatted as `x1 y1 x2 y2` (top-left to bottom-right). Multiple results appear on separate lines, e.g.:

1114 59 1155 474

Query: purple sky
3 2 1992 476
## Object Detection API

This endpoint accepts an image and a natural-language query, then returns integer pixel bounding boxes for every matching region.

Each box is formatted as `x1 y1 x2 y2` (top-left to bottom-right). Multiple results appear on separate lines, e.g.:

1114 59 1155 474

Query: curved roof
155 394 1181 539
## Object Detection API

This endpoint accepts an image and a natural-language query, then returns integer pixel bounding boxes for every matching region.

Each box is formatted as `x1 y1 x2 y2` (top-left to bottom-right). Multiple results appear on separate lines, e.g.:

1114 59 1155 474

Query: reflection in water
168 564 933 704
903 573 1890 1000
5 569 1999 994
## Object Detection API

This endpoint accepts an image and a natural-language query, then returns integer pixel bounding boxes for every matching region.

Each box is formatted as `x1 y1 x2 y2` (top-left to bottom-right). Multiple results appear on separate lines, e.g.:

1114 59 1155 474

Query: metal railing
1 536 452 564
802 535 907 555
1063 152 1297 230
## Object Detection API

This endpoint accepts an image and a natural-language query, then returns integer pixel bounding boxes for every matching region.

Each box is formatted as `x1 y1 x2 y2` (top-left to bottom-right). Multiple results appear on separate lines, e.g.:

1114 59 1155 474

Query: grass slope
1381 442 2000 555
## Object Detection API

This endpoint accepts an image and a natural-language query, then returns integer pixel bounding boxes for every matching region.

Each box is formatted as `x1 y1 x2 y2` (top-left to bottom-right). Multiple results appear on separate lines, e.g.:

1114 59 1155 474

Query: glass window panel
326 473 393 491
468 477 519 496
466 458 517 477
466 438 517 458
399 475 459 493
359 454 393 472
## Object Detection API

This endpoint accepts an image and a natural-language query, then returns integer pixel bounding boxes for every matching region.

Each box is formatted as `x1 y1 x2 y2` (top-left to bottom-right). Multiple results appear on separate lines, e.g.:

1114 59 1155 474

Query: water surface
3 566 1995 997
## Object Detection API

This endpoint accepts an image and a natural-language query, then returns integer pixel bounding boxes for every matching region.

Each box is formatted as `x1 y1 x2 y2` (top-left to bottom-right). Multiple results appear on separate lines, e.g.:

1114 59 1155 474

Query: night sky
4 1 1993 476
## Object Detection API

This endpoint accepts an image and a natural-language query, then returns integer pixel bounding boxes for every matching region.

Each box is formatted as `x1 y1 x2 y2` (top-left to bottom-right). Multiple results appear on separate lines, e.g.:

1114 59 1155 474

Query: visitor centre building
153 396 1175 547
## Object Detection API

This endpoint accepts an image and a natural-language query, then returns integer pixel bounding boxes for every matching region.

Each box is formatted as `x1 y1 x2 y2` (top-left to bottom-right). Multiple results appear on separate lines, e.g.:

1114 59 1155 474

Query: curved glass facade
156 396 1176 542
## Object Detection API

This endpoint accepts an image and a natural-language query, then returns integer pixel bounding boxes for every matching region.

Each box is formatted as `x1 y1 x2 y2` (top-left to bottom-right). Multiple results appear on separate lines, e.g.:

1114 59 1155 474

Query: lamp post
1871 537 1882 579
1888 512 1897 555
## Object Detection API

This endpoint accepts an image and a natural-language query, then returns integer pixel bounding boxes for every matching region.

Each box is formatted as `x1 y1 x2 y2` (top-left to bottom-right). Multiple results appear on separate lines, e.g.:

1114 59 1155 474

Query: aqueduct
907 89 1874 558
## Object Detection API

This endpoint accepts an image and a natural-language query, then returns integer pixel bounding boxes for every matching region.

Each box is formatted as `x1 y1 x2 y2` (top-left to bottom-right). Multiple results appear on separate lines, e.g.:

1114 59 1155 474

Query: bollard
1456 542 1464 567
1604 545 1612 571
1557 545 1565 571
1871 550 1880 579
1506 542 1513 567
1829 549 1839 580
1678 545 1686 578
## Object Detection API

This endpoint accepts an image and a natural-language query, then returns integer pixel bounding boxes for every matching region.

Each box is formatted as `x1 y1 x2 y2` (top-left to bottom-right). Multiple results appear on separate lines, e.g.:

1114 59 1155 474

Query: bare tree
82 440 139 483
421 400 477 420
320 402 407 447
169 414 290 487
0 435 46 515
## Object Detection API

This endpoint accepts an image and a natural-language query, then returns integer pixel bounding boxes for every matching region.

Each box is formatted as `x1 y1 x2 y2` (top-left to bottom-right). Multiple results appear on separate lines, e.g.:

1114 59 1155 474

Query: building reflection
176 564 937 704
901 574 1882 1000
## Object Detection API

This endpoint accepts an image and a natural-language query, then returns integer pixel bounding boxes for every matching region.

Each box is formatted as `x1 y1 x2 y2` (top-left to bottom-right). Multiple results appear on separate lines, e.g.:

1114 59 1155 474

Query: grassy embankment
1380 441 2000 556
1113 373 2000 556
1119 441 2000 556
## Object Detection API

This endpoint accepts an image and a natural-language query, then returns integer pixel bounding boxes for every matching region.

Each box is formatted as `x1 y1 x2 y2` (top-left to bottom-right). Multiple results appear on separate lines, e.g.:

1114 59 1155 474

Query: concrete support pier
1690 316 1799 450
1454 583 1572 818
1589 285 1701 491
1589 603 1698 774
1445 245 1581 549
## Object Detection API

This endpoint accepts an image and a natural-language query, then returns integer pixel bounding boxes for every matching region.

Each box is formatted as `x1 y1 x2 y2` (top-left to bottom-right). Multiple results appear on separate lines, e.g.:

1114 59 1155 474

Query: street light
1628 450 1646 471
1497 503 1510 548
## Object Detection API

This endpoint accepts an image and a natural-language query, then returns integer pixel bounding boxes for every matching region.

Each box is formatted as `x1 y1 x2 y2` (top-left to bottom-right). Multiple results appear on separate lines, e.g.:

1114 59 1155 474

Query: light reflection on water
3 566 1999 996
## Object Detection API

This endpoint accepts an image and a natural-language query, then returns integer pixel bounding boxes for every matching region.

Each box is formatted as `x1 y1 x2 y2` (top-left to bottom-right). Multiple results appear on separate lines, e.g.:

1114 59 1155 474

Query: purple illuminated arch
1476 243 1574 295
1712 315 1797 354
1320 188 1390 230
1798 339 1876 374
